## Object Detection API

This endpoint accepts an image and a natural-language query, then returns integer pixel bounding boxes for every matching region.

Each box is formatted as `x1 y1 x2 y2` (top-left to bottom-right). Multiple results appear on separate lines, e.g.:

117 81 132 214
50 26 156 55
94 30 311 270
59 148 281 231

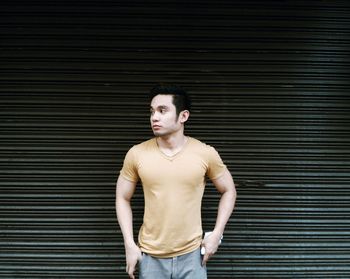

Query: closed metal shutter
1 1 349 278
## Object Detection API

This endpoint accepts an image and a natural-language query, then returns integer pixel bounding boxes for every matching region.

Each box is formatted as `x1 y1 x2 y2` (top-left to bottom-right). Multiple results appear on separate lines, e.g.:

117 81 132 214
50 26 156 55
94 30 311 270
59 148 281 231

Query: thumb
202 252 209 266
127 264 135 279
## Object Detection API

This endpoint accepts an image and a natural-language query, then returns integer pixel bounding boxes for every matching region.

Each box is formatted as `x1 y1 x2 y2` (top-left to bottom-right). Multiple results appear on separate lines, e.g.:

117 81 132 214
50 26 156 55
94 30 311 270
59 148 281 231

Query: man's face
150 94 182 137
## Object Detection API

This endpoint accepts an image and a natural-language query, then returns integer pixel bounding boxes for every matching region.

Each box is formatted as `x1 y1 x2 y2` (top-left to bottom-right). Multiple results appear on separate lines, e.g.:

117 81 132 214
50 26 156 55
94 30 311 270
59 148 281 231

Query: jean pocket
139 252 146 265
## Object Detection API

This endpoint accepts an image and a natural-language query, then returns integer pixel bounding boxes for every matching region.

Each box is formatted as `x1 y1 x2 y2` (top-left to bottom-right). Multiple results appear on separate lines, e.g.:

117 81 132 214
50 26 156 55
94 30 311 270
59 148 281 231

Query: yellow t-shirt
120 137 226 258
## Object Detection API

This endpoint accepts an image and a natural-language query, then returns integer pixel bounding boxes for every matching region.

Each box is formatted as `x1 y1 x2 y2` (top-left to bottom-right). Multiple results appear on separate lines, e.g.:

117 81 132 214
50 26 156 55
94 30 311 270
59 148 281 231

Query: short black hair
149 84 191 115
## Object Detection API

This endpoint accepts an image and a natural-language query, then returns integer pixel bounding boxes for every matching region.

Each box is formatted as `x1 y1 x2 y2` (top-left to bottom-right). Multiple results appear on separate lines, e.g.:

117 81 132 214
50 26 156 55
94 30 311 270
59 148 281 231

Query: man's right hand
125 243 142 279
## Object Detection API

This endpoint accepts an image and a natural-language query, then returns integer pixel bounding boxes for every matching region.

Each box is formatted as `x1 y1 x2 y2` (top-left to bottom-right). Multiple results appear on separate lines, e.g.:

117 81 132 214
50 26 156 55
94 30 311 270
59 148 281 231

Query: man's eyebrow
150 105 169 110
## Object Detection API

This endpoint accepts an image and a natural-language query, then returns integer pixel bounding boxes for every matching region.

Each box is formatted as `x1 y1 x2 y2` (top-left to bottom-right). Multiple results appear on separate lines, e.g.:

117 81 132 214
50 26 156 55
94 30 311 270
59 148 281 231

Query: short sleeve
120 147 139 183
206 146 227 180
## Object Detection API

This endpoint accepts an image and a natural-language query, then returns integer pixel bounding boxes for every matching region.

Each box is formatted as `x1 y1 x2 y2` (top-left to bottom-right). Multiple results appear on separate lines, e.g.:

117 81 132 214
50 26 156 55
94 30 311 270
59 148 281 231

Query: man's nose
151 111 160 121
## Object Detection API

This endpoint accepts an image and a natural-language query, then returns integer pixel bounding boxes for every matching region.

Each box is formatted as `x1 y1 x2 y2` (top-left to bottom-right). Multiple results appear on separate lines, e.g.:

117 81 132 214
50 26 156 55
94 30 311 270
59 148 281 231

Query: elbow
232 181 237 196
228 182 237 204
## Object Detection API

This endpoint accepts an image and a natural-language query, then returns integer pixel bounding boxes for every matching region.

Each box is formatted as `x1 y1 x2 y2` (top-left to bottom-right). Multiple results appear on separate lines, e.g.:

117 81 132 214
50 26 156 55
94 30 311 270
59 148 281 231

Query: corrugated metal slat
1 1 350 278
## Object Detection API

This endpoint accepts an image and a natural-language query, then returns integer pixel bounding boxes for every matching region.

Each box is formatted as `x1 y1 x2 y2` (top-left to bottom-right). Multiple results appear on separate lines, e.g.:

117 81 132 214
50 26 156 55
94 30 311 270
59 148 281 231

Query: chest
137 152 207 188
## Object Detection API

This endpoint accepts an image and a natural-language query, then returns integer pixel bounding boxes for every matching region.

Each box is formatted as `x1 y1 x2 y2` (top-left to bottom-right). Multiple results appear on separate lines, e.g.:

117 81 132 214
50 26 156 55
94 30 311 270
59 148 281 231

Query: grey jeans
139 248 207 279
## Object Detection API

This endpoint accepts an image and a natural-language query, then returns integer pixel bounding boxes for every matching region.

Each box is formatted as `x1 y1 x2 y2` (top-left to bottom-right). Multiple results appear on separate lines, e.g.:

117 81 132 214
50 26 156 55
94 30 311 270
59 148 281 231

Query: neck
156 131 187 151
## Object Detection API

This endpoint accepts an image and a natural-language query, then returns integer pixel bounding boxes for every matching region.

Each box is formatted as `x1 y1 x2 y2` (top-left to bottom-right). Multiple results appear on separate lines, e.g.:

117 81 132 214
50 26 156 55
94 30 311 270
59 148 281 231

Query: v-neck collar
154 136 191 161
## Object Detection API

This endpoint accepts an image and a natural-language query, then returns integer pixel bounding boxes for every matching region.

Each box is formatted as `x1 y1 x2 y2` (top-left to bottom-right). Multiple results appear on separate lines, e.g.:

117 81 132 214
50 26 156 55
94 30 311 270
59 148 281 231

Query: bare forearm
116 179 141 279
201 183 236 265
213 186 236 235
116 198 136 247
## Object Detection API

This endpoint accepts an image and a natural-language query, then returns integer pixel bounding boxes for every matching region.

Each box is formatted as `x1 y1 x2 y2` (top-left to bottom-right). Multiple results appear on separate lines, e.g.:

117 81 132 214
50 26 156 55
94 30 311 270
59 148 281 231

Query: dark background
1 1 350 278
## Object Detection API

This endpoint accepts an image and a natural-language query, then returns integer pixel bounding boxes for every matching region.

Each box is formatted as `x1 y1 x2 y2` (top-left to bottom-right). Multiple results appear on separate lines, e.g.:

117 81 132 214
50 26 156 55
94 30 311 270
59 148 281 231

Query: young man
116 84 236 279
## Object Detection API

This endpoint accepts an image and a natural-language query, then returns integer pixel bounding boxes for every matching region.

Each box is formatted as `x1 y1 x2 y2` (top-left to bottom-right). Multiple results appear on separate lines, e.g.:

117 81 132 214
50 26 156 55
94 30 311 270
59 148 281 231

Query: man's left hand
201 231 222 266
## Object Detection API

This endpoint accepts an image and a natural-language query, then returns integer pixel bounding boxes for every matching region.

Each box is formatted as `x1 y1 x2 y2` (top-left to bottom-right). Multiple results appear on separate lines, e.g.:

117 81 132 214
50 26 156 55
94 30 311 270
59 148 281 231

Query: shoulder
189 137 218 153
188 137 222 162
122 138 156 166
127 138 156 154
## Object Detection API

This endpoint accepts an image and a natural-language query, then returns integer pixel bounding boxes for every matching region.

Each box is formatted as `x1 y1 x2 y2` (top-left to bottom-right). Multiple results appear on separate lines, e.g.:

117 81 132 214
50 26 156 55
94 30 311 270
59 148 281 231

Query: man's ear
179 110 190 124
